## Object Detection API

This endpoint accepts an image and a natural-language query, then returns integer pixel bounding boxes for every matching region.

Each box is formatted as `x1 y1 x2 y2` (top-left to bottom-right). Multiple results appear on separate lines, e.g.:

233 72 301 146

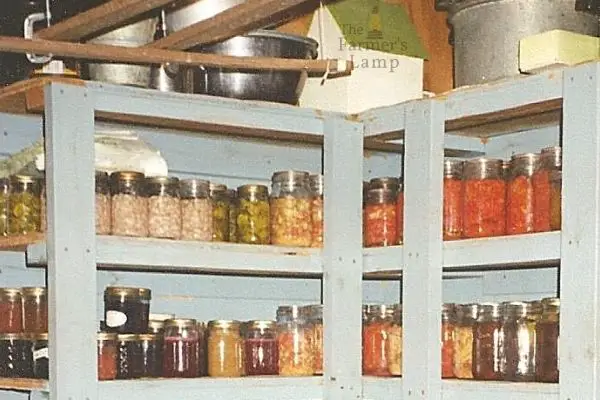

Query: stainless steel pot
437 0 600 87
165 0 245 34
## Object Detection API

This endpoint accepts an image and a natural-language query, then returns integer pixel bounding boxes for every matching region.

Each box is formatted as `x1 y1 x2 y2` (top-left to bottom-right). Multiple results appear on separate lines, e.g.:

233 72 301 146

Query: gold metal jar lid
11 175 40 184
0 288 22 300
180 179 210 198
148 320 165 333
365 188 396 204
165 318 197 329
271 170 310 183
21 287 46 297
444 159 464 177
31 333 48 341
237 184 269 198
138 334 160 341
110 171 145 181
477 302 502 318
246 320 276 330
97 332 118 341
0 333 30 341
104 286 151 300
463 157 503 179
117 334 140 342
207 320 241 330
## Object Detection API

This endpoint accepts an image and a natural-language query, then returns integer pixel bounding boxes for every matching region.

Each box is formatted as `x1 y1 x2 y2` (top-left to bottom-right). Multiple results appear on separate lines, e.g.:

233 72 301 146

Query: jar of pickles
507 153 540 235
441 303 456 378
363 304 394 376
472 302 502 380
535 297 559 383
146 176 181 239
22 287 47 333
443 159 464 240
453 304 478 379
303 304 323 375
276 305 314 376
463 158 506 238
387 305 403 376
533 146 561 232
0 333 33 378
500 301 541 381
270 171 312 247
207 320 244 377
9 175 41 235
364 188 397 247
550 171 562 231
309 174 324 248
97 332 118 381
210 183 230 242
104 287 151 334
116 334 144 379
236 184 270 245
110 171 148 237
0 288 22 333
95 171 111 235
228 189 238 242
180 179 212 241
244 320 278 376
0 178 8 236
163 318 200 378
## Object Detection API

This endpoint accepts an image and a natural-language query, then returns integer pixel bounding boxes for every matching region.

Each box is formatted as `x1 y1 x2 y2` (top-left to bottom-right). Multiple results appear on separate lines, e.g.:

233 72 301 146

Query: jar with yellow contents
452 303 478 379
9 175 42 235
236 184 270 244
209 183 230 242
270 171 312 247
207 320 244 377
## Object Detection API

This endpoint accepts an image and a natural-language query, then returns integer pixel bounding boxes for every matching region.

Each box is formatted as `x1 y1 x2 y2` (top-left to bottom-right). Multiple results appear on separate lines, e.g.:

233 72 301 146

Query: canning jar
444 159 464 240
0 333 33 378
533 146 561 232
97 332 118 381
116 334 144 379
270 171 312 247
277 305 314 376
179 179 212 241
363 304 394 376
139 333 163 377
453 304 478 379
9 175 41 235
148 320 165 335
210 183 230 242
387 305 403 376
501 160 510 180
95 171 111 235
104 287 151 334
0 178 8 236
110 171 148 237
535 297 559 383
236 184 270 245
228 189 238 242
196 322 207 377
244 320 278 375
0 288 23 333
207 320 243 377
163 318 200 378
22 287 47 333
472 302 503 380
309 174 324 248
441 303 456 378
463 158 506 238
364 188 397 247
146 176 181 239
507 153 540 235
550 171 562 231
308 305 323 375
32 333 48 379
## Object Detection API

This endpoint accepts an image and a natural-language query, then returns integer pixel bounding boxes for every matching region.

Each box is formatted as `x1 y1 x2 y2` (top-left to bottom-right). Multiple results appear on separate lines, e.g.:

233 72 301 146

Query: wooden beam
0 36 353 75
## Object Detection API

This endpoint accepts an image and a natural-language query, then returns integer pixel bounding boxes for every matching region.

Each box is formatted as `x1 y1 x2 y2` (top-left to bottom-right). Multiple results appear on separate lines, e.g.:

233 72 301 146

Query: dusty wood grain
0 233 45 251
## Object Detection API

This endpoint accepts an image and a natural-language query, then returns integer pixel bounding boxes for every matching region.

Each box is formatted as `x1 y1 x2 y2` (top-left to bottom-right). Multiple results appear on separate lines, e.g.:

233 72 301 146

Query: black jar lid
104 286 151 300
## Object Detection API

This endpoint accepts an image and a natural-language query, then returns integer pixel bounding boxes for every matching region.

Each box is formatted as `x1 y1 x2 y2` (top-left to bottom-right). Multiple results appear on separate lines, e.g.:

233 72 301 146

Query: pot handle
24 13 53 64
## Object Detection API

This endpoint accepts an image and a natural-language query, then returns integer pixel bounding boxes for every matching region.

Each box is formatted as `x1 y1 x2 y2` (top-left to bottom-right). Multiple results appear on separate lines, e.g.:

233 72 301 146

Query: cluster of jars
362 177 404 247
0 287 49 379
0 175 43 236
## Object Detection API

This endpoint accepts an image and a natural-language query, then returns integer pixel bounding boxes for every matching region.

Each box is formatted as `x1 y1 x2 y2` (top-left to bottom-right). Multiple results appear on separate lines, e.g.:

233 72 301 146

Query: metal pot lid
242 29 319 49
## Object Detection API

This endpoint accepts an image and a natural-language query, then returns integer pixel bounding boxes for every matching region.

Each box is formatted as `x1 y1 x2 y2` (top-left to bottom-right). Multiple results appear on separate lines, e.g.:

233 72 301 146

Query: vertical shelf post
44 83 98 400
560 63 600 399
323 117 364 400
402 99 445 400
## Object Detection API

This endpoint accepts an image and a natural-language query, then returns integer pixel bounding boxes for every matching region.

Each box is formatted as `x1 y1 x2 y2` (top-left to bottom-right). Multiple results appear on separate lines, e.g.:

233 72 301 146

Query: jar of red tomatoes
441 303 456 378
472 302 503 380
463 158 506 238
507 153 540 235
362 304 394 376
364 188 397 247
533 146 562 232
443 159 464 240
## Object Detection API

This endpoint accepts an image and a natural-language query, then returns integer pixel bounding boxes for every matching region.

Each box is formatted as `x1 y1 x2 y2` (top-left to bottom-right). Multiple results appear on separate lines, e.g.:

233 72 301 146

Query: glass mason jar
209 183 230 242
276 305 314 376
0 333 33 378
207 320 244 377
364 188 398 247
22 287 47 333
0 178 8 236
148 320 165 335
387 304 403 376
507 153 540 235
32 333 48 379
163 318 200 378
472 302 503 380
309 174 324 248
228 189 238 243
441 303 456 378
270 171 312 247
116 334 144 379
196 321 208 377
535 297 559 383
145 176 181 239
97 332 118 381
0 288 23 333
104 287 151 334
550 171 562 231
533 146 561 233
139 333 163 377
110 171 148 237
444 159 464 240
302 304 323 375
95 171 111 235
453 303 478 379
502 160 510 180
9 175 41 235
244 320 278 376
363 304 394 376
236 184 270 245
179 179 212 241
369 177 401 245
463 158 506 238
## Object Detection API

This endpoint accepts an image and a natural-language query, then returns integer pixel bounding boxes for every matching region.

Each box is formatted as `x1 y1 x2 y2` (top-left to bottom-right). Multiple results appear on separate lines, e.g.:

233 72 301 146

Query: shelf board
443 380 558 400
0 232 44 251
363 245 404 276
0 378 48 392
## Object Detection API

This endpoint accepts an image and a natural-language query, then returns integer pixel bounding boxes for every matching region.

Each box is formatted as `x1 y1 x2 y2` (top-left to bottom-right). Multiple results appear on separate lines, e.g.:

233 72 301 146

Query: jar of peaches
270 171 312 247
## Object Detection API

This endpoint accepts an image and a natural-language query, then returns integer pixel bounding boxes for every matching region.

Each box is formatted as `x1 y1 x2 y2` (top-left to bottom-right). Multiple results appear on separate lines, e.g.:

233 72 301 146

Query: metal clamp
24 13 53 64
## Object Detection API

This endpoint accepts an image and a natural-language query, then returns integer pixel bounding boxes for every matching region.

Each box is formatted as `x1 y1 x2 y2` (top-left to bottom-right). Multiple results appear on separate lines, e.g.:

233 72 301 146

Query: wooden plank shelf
0 378 48 392
0 233 44 251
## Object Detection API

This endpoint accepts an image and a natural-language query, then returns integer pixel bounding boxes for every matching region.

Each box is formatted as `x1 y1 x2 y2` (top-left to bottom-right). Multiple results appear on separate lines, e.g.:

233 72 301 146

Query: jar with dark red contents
441 303 456 378
139 334 163 377
443 159 464 240
244 320 278 376
472 302 503 380
196 322 208 377
163 318 199 378
0 288 23 333
104 287 151 334
97 332 118 381
0 333 33 378
116 334 144 379
22 287 47 333
536 297 559 383
533 146 561 233
364 188 397 247
507 153 540 235
463 158 506 238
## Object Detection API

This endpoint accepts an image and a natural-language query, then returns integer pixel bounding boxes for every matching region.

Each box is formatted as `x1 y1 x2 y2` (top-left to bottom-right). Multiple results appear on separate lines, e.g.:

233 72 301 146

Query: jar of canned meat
97 332 118 380
387 305 403 376
533 146 561 232
453 303 478 379
363 304 394 376
270 171 312 247
179 179 212 241
110 171 148 237
228 189 238 242
535 297 559 383
0 178 8 236
104 287 151 334
364 188 397 247
441 303 456 378
443 159 464 240
116 334 144 379
95 171 111 235
507 153 540 235
550 171 562 231
309 175 324 248
210 183 230 242
236 184 270 245
244 320 278 376
463 158 506 238
207 320 243 377
32 333 48 379
0 333 33 378
472 302 502 380
163 318 200 378
0 288 22 333
22 287 47 333
277 305 314 376
303 304 323 375
145 176 181 239
9 175 42 235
